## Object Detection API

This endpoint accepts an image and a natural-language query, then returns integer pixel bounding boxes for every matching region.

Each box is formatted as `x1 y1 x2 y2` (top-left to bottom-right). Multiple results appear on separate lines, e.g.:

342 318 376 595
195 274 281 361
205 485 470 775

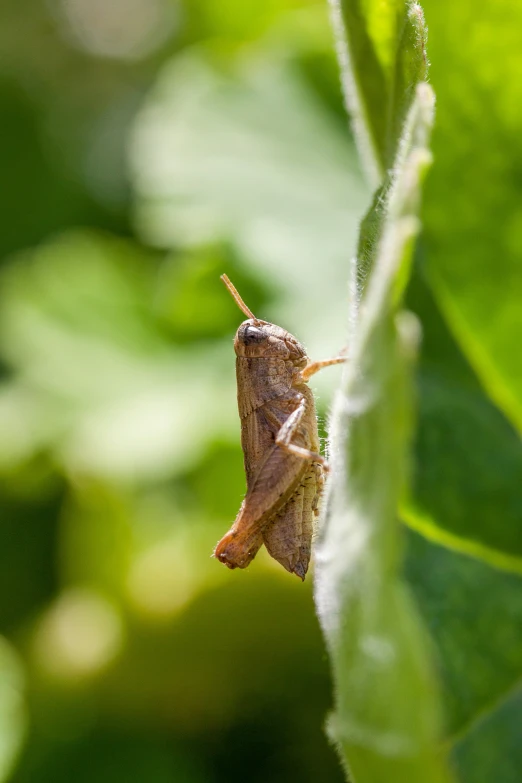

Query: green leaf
403 270 522 565
408 370 522 565
330 0 428 180
401 273 522 778
338 0 429 287
421 0 522 434
404 529 522 781
452 689 522 783
315 80 453 781
404 530 522 739
320 1 522 779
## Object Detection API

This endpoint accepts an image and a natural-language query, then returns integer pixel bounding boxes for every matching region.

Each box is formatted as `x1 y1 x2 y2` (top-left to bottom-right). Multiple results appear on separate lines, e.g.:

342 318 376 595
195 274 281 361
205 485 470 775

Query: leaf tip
408 1 430 76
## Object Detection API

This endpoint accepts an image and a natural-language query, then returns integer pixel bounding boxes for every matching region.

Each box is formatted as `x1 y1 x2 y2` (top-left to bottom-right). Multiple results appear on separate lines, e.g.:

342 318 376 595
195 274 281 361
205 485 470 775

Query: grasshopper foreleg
299 355 346 382
275 398 327 469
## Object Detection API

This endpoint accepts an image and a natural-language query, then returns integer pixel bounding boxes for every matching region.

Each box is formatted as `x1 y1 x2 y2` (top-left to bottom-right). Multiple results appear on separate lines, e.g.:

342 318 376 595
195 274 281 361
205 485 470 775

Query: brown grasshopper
213 275 345 580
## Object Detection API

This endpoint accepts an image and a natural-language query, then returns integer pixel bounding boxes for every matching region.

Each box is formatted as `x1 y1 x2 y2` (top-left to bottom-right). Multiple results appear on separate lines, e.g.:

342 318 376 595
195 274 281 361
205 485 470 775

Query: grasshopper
214 275 345 580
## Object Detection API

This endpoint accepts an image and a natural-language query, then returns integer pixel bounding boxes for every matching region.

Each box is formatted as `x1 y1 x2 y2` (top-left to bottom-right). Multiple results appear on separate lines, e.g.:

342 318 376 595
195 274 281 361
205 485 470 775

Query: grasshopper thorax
234 319 307 362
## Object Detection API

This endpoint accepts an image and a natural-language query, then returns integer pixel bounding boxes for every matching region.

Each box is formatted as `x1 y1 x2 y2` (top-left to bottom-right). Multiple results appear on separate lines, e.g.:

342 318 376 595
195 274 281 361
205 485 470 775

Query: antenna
221 275 261 324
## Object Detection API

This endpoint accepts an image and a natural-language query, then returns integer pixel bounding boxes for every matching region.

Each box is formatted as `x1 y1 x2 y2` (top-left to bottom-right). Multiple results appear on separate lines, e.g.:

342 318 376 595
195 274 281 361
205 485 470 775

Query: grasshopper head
221 274 307 362
234 319 306 361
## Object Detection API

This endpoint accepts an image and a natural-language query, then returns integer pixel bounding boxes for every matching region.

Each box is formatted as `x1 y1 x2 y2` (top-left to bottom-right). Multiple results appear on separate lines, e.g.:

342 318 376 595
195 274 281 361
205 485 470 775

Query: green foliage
421 0 522 435
317 1 522 782
315 13 451 774
330 0 428 178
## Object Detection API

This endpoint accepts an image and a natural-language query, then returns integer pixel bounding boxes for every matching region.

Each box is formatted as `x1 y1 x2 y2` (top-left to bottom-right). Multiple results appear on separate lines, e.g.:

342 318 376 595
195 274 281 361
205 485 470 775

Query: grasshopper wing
214 396 314 569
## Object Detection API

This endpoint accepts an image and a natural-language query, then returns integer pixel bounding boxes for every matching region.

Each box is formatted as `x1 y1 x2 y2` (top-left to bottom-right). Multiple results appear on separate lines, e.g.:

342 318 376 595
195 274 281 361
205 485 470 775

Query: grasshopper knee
213 529 262 569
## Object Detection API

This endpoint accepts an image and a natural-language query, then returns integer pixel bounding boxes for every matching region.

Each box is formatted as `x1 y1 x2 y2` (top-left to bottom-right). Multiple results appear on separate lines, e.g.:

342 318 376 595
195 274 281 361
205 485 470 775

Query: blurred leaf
130 47 368 361
32 588 123 683
421 0 522 434
404 529 522 783
183 0 328 46
0 231 239 481
315 79 452 781
0 78 126 259
58 477 226 619
101 575 344 783
404 530 522 741
18 576 344 783
0 231 164 360
0 638 26 782
403 271 522 563
181 441 246 520
59 482 133 593
11 728 208 783
0 0 163 255
0 475 63 632
155 245 273 343
409 370 522 564
451 687 522 783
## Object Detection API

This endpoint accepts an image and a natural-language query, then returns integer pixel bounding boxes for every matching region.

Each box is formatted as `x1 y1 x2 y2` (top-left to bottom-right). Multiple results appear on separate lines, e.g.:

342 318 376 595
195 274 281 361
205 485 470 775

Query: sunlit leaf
421 0 522 434
315 81 452 781
329 0 428 180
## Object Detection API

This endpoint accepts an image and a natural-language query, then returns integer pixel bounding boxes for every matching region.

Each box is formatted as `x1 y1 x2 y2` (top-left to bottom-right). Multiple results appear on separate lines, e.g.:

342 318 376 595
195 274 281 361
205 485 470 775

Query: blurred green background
1 1 522 782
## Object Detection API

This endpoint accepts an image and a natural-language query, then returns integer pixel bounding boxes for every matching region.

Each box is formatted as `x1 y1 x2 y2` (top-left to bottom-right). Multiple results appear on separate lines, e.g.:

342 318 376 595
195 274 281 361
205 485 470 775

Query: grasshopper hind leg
213 500 264 569
262 483 305 578
262 463 322 580
213 531 263 569
295 463 323 578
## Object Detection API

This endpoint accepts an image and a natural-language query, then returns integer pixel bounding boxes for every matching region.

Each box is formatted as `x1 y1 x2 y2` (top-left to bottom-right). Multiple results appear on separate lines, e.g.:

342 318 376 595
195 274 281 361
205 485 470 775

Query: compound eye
242 325 265 345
